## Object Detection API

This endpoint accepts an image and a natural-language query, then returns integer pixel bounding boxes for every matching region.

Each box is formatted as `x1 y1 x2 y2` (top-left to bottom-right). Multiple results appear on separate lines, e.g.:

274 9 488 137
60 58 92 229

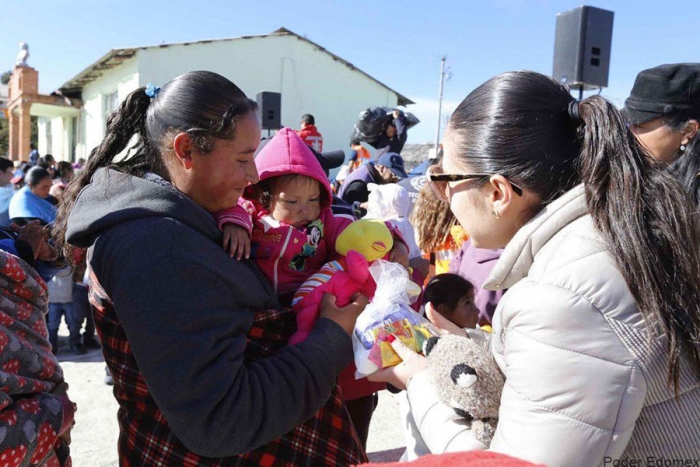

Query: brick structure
7 66 38 161
6 65 82 162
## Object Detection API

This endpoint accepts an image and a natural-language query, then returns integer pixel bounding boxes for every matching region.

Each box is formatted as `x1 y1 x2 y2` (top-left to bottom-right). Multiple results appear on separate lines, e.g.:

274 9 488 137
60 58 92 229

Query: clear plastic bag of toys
352 259 435 378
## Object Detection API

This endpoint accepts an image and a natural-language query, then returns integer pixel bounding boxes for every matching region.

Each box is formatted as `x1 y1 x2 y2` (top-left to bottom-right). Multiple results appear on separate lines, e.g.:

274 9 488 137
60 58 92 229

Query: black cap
309 147 345 176
623 63 700 125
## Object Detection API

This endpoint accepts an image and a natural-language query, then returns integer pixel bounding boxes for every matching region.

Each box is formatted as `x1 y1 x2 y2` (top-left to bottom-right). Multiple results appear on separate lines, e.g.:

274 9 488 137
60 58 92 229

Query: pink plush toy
288 219 394 345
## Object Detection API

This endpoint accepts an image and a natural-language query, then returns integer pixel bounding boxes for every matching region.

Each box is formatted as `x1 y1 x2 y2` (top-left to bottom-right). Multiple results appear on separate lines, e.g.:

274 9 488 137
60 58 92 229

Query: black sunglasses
427 170 524 196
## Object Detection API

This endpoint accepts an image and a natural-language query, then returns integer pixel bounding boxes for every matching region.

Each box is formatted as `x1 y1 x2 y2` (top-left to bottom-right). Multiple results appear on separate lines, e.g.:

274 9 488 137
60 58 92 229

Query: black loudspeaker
256 91 281 130
552 6 614 90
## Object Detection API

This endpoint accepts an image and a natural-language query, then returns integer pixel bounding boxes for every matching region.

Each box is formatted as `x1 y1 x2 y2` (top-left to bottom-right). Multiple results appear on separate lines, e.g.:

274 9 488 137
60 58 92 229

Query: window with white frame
104 91 119 120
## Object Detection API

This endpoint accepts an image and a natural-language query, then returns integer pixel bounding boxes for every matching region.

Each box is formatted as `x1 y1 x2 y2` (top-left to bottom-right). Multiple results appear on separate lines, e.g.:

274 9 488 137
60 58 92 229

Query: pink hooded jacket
216 128 353 300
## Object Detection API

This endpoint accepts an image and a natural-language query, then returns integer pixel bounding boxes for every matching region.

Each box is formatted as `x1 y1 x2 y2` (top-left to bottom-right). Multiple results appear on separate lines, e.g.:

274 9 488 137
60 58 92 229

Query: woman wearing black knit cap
624 63 700 203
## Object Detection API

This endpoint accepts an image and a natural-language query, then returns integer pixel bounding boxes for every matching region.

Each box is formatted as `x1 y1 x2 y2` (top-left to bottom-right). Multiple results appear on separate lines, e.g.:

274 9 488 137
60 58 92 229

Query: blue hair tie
145 83 161 99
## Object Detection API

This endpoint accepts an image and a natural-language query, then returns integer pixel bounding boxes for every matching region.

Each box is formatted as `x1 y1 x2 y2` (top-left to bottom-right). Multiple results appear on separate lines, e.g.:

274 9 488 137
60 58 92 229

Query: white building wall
49 117 64 161
82 95 102 158
75 111 87 161
137 35 401 160
81 57 139 158
35 110 80 162
37 118 49 156
37 117 66 161
76 35 406 164
60 117 73 162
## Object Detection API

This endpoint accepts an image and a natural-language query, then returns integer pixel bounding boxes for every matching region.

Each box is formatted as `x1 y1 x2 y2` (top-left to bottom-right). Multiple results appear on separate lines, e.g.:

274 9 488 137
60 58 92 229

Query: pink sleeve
325 212 355 260
289 289 326 345
213 202 253 236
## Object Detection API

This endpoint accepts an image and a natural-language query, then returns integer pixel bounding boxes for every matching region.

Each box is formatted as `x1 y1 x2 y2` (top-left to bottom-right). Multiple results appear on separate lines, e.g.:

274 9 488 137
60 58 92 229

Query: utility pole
434 56 447 160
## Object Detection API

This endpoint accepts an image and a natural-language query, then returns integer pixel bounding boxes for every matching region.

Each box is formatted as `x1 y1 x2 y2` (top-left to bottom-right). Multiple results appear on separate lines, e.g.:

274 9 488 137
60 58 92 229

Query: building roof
58 28 414 106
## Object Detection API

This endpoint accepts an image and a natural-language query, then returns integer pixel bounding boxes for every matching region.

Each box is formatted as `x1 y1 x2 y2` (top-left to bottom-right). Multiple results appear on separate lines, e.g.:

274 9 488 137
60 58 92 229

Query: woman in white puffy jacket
369 71 700 466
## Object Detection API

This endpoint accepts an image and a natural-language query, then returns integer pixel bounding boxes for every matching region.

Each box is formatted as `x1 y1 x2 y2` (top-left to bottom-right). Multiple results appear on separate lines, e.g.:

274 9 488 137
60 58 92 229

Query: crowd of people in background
0 62 699 466
0 153 95 354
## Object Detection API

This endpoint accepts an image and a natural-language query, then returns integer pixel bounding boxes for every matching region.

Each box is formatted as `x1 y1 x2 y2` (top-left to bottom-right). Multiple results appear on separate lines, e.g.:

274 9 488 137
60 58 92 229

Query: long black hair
665 114 700 205
53 70 257 254
447 70 700 392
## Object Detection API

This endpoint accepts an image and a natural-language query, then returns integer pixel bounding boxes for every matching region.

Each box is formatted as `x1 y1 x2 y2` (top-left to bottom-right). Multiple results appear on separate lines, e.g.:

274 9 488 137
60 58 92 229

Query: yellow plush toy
335 219 394 262
289 219 394 345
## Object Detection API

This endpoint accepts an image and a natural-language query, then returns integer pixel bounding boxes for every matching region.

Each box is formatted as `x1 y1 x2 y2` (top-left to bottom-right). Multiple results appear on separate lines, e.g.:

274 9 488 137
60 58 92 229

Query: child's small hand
222 224 251 260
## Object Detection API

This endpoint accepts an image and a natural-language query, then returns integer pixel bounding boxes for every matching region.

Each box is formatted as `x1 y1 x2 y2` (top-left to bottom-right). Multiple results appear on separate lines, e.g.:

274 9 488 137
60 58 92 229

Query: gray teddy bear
424 334 505 446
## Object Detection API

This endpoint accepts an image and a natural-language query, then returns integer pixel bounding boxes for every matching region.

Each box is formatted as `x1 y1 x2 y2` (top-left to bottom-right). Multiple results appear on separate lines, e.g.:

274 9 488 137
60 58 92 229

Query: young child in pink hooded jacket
216 128 357 304
216 129 412 452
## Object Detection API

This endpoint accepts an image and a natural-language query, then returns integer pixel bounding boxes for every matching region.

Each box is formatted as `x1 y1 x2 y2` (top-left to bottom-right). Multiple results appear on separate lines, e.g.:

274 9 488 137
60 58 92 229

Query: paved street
55 326 405 465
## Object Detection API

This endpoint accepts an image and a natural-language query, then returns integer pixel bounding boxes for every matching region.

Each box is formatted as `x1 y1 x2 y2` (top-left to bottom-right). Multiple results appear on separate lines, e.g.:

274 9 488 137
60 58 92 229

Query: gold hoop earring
492 210 501 219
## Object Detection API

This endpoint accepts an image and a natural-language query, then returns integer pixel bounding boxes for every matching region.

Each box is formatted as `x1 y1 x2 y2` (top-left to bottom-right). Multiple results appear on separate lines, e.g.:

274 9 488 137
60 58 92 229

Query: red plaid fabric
89 272 367 466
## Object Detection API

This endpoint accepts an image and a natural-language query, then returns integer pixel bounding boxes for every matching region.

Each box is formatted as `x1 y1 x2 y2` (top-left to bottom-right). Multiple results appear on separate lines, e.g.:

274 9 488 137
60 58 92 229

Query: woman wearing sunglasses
370 71 700 466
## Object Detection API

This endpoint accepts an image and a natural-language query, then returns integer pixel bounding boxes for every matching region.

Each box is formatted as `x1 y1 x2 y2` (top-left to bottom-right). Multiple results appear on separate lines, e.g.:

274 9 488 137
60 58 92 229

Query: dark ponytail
448 71 700 392
577 95 700 391
53 70 257 256
53 88 154 255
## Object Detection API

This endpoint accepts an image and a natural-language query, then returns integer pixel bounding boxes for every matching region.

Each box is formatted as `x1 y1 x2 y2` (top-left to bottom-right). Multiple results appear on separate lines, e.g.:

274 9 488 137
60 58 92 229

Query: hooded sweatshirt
338 162 380 205
296 124 323 152
216 128 353 298
364 182 421 259
65 168 354 458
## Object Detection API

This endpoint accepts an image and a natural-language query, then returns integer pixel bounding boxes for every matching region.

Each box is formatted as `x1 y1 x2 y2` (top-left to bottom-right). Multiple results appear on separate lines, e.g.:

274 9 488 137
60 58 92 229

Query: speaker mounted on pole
256 91 282 131
552 6 614 96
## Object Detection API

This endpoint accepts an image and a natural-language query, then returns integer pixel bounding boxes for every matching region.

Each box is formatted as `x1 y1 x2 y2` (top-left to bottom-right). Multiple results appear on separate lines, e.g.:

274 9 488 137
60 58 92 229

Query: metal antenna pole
434 56 447 160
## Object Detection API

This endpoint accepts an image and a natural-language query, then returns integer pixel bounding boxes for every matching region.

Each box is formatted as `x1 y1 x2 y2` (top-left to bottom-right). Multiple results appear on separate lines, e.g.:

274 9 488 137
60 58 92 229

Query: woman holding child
53 71 368 465
371 71 700 466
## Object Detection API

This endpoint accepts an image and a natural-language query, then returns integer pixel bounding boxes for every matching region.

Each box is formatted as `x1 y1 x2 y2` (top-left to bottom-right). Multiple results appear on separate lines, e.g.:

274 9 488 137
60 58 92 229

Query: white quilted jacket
408 185 700 466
